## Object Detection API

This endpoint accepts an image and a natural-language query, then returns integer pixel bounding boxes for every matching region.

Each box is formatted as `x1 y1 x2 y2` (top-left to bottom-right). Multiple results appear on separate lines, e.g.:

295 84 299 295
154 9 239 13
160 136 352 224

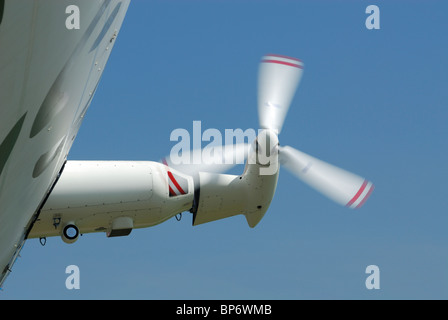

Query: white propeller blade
258 54 304 133
279 146 374 208
162 143 250 176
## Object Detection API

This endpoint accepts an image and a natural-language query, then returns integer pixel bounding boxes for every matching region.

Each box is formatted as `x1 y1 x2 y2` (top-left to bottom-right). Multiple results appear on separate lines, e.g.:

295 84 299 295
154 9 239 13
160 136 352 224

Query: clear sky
3 0 448 299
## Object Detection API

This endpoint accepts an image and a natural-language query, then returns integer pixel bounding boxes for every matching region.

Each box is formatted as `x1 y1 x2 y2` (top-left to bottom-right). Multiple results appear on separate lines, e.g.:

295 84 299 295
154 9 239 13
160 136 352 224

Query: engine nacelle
28 161 194 241
28 130 279 240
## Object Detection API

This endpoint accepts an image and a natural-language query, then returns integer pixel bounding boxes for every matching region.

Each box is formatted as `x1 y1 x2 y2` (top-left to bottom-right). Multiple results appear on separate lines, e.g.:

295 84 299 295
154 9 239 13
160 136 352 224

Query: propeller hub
255 129 279 158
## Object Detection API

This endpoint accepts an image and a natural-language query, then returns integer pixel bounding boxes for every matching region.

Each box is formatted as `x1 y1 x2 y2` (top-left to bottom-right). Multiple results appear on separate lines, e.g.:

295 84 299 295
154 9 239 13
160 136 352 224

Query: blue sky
3 0 448 299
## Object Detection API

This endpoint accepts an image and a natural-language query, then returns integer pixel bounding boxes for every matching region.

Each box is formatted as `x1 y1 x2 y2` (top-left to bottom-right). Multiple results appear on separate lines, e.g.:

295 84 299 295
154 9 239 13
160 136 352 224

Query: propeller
279 146 374 208
164 53 374 208
258 54 304 133
257 53 373 208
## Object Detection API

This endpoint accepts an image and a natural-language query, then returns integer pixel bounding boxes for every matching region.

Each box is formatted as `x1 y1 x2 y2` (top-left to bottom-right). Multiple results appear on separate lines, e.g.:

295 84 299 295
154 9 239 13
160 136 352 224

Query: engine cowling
191 129 280 228
28 161 194 241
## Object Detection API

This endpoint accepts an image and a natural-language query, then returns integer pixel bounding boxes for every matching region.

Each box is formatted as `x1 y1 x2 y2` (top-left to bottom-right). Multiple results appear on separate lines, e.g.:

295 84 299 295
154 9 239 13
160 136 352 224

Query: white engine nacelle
28 161 194 241
28 130 280 241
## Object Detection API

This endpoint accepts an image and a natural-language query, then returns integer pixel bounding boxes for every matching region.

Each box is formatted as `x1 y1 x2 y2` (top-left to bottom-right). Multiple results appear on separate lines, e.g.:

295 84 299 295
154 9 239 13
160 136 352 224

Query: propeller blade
258 54 304 133
162 143 250 176
279 146 374 208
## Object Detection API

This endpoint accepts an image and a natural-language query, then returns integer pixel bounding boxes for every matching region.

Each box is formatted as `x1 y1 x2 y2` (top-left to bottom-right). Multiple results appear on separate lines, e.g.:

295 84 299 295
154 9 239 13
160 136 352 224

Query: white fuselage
0 0 131 287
